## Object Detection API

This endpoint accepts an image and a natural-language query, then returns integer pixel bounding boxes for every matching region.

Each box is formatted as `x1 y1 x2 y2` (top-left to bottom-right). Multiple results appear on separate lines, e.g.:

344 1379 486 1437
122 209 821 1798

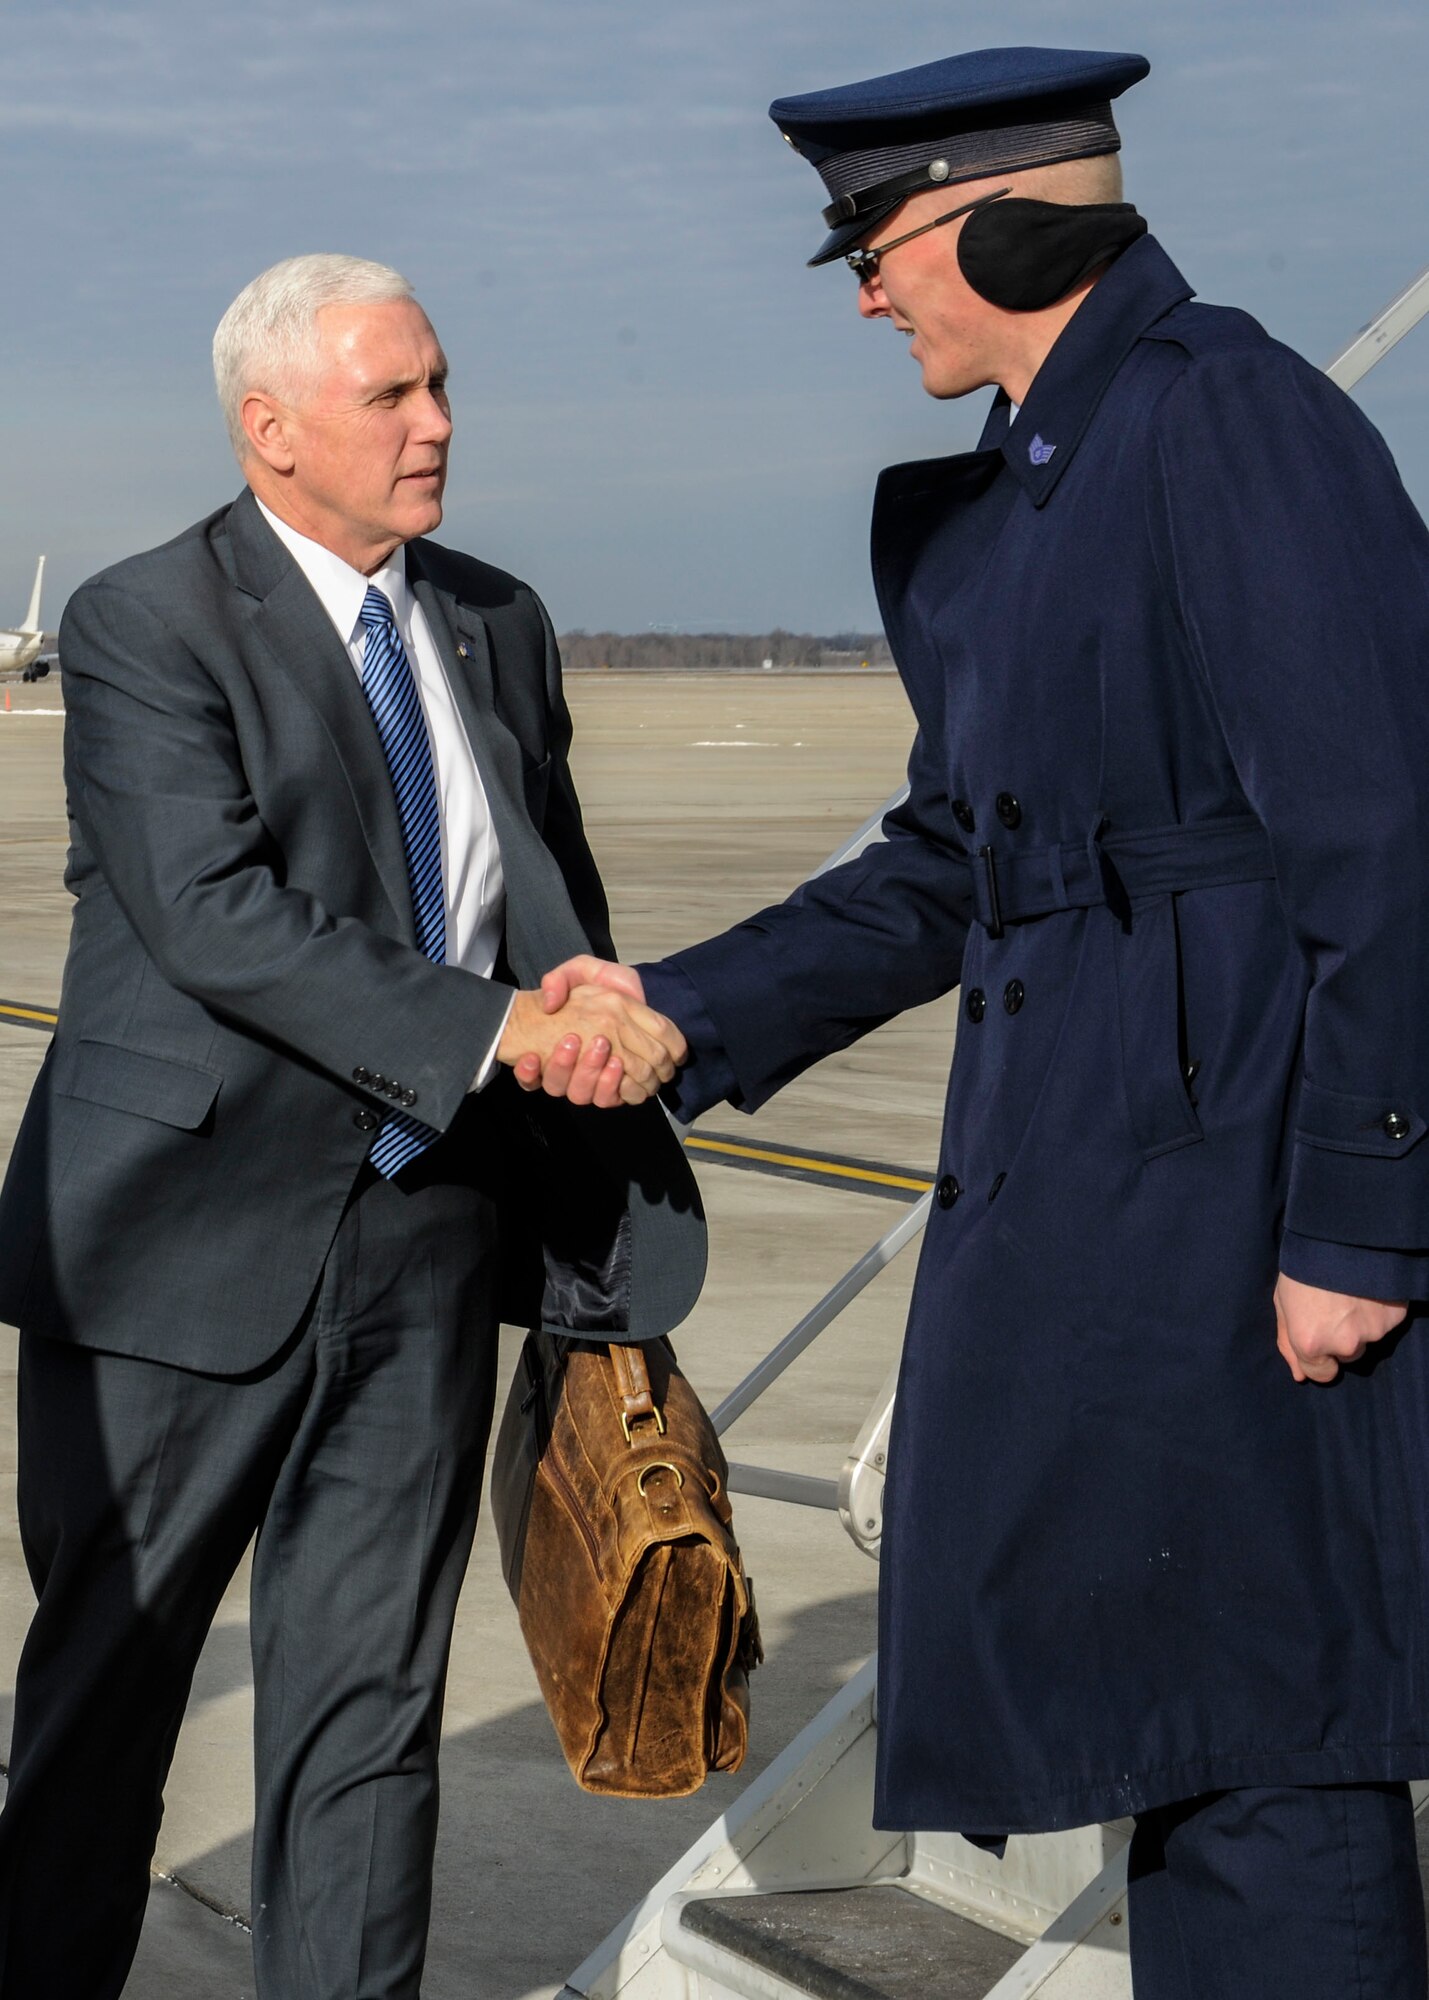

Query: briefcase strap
609 1343 666 1443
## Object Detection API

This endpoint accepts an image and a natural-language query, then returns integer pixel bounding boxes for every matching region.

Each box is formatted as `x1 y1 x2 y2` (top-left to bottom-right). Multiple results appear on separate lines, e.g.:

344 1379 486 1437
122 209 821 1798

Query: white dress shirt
257 499 512 1088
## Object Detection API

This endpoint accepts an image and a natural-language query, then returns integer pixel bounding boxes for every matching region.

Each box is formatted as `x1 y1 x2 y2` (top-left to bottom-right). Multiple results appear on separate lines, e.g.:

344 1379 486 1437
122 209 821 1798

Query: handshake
495 956 686 1109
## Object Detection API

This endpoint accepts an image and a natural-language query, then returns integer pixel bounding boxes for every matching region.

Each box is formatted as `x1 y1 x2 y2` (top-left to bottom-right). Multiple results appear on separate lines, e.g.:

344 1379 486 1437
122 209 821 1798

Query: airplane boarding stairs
556 267 1429 2000
559 1665 1429 2000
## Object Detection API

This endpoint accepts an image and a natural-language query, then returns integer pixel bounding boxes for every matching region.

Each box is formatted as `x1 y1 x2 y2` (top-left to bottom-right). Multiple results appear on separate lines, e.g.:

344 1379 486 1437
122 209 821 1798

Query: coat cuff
636 961 741 1124
1278 1230 1429 1302
1285 1082 1429 1248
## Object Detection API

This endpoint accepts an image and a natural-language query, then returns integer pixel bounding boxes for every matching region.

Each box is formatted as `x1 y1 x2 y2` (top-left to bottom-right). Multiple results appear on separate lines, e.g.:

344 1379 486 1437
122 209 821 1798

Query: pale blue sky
4 0 1428 632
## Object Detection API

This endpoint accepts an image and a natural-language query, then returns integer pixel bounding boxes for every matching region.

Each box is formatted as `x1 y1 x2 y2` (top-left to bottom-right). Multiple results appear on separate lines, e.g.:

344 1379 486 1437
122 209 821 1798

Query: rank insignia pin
1028 435 1057 466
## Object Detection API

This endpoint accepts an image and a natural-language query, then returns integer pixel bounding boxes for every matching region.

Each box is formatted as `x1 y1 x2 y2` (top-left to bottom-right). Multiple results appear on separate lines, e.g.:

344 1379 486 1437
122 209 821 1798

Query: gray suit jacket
0 491 705 1370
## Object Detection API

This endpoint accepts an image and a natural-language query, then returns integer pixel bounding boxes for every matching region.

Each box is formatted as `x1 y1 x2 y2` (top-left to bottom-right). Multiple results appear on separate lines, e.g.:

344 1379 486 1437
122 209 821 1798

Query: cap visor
807 194 904 267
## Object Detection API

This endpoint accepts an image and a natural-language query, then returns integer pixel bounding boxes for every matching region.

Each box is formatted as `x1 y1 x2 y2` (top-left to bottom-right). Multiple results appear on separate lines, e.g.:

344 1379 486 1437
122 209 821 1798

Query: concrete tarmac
0 671 957 1998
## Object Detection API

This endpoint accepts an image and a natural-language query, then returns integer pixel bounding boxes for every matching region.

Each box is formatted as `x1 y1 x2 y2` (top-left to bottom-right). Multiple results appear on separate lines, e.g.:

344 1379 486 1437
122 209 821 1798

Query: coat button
988 1172 1006 1202
401 1089 418 1108
353 1109 380 1133
966 988 987 1023
1003 979 1025 1015
371 1073 388 1092
995 792 1022 830
1384 1112 1411 1141
353 1066 371 1085
936 1174 962 1209
952 799 976 834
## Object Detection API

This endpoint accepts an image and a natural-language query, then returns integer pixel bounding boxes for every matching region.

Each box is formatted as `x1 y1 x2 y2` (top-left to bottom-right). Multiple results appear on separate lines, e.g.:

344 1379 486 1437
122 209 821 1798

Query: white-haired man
0 254 702 1998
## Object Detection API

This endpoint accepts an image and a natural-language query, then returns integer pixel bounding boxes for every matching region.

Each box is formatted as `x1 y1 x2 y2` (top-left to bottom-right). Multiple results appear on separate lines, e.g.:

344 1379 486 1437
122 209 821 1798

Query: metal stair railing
1325 263 1429 389
717 1190 929 1517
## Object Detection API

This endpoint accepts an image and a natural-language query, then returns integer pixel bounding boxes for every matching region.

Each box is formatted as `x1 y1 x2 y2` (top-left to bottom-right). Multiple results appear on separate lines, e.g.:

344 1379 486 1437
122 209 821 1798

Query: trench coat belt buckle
971 845 1005 938
961 815 1276 934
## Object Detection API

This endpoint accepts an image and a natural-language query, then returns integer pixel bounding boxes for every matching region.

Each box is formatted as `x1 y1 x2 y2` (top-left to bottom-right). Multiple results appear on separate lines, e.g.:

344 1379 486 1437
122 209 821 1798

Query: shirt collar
984 234 1195 506
255 497 412 646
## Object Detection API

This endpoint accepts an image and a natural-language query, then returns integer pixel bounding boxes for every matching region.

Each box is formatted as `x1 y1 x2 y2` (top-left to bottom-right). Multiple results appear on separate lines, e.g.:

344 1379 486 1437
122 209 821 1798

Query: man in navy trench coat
529 48 1429 1996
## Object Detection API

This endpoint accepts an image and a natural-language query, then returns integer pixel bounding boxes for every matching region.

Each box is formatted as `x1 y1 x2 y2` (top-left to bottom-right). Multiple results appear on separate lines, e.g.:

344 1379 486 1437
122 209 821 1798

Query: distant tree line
557 629 894 672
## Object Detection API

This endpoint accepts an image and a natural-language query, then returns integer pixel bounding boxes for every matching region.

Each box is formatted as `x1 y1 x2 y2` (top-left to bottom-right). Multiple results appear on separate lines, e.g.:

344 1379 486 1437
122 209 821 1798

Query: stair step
678 1885 1024 2000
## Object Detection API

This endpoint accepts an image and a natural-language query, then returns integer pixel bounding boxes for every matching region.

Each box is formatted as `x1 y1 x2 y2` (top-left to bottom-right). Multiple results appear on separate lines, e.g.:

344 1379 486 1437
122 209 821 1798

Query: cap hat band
821 158 959 228
814 102 1118 230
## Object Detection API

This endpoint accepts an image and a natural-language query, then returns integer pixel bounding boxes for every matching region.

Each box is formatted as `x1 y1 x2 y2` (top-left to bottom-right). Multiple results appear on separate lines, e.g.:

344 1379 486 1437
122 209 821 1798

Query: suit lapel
228 493 414 940
411 568 590 982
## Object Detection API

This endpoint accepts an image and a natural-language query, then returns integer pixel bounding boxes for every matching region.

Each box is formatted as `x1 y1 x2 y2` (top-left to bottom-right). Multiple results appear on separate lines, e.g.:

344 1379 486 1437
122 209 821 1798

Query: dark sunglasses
844 186 1013 284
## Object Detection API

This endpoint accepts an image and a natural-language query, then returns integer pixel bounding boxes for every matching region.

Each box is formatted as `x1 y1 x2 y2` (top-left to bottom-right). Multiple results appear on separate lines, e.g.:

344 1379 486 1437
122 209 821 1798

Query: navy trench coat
641 233 1429 1833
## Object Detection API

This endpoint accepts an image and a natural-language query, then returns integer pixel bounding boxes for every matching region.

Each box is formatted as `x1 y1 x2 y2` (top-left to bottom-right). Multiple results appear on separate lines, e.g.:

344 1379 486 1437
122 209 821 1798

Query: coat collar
252 493 412 651
989 234 1194 507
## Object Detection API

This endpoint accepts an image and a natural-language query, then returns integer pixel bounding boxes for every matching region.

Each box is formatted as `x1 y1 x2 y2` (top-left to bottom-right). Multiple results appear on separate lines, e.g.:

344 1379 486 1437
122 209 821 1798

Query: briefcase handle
609 1342 667 1445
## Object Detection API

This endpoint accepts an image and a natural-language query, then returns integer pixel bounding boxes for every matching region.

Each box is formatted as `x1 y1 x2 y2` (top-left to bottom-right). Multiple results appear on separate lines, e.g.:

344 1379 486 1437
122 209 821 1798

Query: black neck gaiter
957 199 1148 311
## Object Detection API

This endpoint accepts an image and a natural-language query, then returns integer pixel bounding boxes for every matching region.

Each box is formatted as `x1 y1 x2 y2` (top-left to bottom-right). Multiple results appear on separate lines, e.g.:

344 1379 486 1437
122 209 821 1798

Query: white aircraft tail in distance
0 558 50 677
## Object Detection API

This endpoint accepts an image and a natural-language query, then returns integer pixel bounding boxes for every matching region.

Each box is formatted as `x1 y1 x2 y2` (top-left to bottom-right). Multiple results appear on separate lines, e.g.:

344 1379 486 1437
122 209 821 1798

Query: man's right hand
498 979 683 1108
1273 1272 1407 1384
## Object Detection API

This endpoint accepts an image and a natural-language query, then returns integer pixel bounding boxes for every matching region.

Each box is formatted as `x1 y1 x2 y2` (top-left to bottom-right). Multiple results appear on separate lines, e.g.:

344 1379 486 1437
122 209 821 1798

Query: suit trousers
1127 1784 1428 1998
0 1130 501 2000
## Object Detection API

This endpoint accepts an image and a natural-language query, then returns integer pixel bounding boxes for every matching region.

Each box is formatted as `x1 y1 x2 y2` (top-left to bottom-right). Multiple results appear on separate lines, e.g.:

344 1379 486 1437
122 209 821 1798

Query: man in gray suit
0 253 703 1999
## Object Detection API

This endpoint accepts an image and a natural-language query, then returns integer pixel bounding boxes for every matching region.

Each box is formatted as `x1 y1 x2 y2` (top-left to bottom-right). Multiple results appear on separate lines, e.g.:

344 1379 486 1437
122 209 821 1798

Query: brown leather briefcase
490 1331 762 1798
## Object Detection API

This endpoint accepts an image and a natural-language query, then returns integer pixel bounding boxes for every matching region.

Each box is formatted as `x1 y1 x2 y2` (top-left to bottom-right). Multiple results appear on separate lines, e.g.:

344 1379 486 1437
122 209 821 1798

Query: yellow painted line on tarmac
684 1133 932 1197
0 1001 58 1029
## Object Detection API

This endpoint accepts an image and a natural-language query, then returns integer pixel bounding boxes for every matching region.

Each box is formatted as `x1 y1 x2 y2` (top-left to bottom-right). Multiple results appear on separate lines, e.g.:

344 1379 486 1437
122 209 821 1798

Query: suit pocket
55 1039 222 1131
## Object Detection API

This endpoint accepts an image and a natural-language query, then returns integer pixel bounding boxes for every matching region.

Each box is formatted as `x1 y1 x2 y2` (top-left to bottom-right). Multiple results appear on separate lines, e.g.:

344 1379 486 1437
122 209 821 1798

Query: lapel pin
1028 434 1057 467
457 642 470 659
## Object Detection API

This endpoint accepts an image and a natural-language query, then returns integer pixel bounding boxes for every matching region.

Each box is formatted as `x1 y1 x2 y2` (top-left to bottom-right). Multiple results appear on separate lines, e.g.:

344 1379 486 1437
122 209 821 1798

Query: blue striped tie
359 585 446 1177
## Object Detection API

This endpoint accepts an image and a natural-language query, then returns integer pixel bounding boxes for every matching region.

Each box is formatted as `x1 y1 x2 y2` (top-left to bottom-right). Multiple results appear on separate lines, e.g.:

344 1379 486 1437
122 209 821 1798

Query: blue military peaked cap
770 47 1150 266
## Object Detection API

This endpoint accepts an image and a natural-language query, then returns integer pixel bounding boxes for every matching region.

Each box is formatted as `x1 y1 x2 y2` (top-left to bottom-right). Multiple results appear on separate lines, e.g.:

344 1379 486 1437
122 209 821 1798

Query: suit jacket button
402 1089 418 1107
353 1065 371 1085
996 792 1022 830
353 1109 379 1133
1384 1112 1411 1141
936 1174 962 1209
966 988 986 1023
952 799 976 834
1004 979 1025 1015
988 1172 1006 1202
371 1073 388 1092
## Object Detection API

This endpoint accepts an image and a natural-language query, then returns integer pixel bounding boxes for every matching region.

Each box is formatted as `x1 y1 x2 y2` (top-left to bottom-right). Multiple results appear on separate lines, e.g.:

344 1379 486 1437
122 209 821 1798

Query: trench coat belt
962 814 1275 938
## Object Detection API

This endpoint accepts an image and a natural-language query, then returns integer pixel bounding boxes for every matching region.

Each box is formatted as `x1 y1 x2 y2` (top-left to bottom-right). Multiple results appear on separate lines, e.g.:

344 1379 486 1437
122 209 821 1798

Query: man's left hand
1274 1273 1408 1384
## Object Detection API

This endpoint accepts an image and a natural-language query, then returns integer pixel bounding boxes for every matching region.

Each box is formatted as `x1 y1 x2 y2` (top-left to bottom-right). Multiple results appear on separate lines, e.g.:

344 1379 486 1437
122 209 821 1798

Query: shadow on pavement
150 1584 879 2000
